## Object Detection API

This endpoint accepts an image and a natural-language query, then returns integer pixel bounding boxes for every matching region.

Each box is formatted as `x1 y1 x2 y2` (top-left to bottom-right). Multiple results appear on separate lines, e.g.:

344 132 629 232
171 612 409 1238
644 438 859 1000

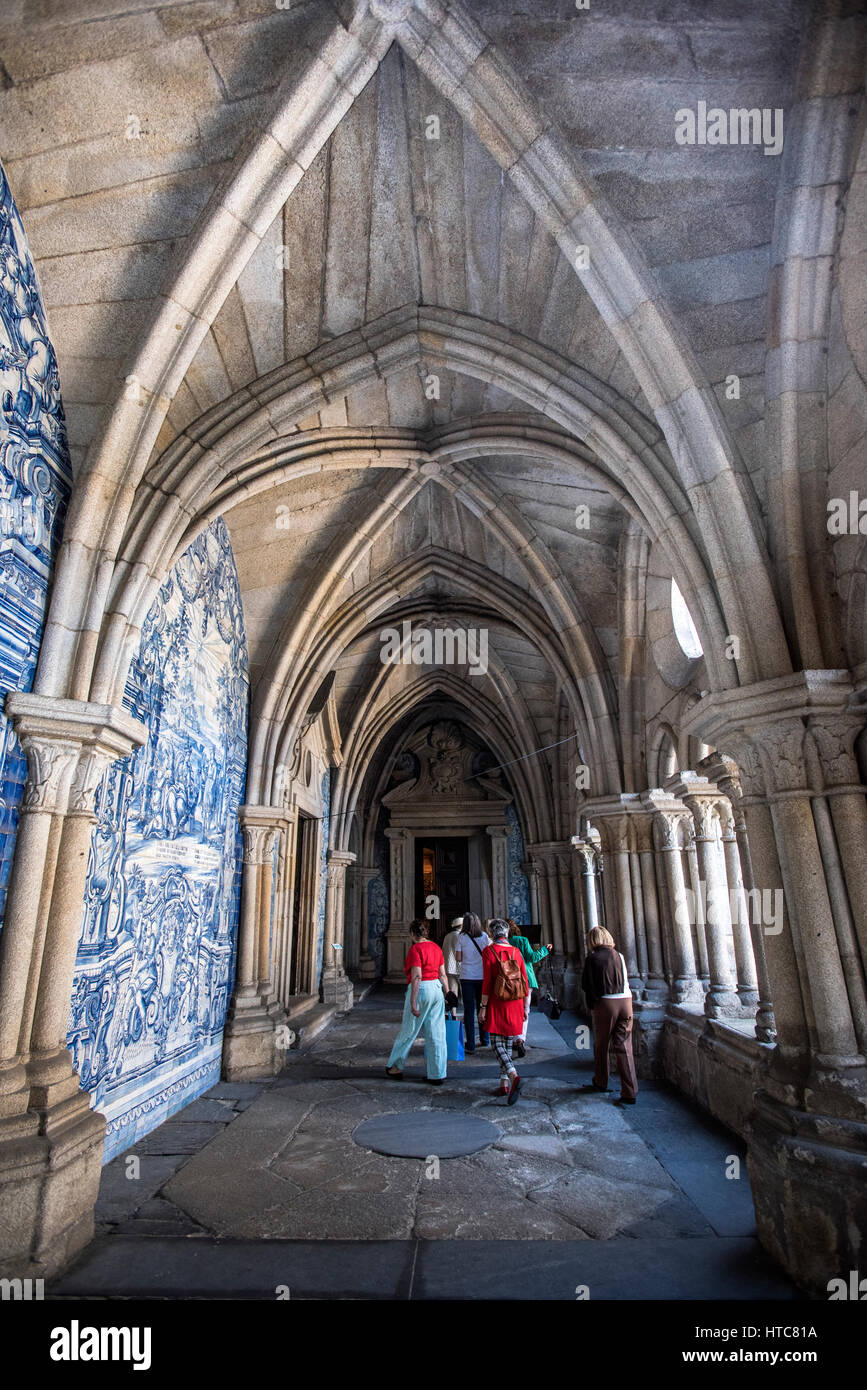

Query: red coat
481 942 529 1037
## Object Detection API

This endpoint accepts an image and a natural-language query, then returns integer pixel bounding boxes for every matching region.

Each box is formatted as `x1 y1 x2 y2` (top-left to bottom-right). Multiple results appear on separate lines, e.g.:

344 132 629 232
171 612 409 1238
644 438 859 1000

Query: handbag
539 955 562 1020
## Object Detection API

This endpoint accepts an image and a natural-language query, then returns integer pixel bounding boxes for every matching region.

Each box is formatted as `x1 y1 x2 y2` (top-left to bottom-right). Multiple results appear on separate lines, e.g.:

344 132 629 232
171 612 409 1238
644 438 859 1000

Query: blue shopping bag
445 1017 465 1061
425 1018 465 1061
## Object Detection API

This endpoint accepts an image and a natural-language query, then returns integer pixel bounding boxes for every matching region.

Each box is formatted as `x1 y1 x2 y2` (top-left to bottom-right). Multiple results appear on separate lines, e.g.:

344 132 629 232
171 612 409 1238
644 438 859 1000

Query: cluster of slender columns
579 766 774 1039
0 693 146 1276
222 805 287 1080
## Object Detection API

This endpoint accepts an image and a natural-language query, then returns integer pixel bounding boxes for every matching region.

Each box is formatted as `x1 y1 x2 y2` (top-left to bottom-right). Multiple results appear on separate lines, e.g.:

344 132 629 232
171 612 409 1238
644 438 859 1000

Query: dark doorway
289 814 311 996
414 837 469 940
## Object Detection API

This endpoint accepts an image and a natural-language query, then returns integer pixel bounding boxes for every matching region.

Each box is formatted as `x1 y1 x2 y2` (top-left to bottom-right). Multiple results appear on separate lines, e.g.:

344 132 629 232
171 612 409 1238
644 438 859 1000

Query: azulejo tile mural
0 160 72 929
505 803 531 925
68 519 249 1161
367 811 390 969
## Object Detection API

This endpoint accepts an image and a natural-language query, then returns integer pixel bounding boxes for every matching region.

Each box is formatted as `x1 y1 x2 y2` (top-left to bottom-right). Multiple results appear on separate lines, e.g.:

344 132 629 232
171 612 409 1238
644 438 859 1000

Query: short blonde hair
587 926 615 951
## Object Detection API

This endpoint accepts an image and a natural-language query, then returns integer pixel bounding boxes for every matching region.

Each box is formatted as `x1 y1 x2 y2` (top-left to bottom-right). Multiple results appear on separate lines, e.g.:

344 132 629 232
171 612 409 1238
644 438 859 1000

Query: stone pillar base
562 961 580 1011
705 989 755 1020
632 1004 667 1079
358 952 377 981
385 928 410 985
322 968 354 1011
0 1095 105 1280
222 1005 283 1081
747 1089 867 1295
672 978 705 1009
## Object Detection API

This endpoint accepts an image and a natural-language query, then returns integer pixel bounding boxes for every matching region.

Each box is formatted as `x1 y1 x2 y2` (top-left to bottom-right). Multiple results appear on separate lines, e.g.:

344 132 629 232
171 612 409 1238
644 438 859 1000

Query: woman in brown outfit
579 925 638 1105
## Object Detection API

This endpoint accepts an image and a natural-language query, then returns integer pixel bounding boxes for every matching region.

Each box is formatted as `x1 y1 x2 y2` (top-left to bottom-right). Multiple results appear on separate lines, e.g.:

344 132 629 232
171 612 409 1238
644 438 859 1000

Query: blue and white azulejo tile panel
68 519 249 1161
505 803 531 925
0 160 72 930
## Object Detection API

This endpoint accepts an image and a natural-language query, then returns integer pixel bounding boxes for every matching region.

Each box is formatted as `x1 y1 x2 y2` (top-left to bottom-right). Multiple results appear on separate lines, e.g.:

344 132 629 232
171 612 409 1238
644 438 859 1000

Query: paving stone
130 1121 228 1155
168 1097 236 1123
206 1082 267 1100
51 1237 415 1300
528 1169 678 1239
94 1155 191 1224
495 1133 572 1166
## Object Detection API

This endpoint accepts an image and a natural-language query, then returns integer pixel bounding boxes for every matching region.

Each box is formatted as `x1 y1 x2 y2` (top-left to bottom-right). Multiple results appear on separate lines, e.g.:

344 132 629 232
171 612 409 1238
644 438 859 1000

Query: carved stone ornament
755 721 808 797
22 739 78 812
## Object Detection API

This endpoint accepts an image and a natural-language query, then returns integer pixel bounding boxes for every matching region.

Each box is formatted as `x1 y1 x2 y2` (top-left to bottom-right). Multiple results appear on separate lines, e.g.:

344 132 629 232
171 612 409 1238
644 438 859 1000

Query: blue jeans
460 979 490 1050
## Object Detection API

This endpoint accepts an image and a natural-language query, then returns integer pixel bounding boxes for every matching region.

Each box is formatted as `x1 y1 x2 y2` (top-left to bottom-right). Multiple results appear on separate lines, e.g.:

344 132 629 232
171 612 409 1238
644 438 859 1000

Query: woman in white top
441 916 463 1017
454 912 491 1051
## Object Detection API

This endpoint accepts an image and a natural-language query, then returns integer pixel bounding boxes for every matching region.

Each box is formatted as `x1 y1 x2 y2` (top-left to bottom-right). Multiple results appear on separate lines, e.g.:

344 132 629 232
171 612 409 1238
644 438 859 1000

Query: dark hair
462 912 483 938
409 918 429 940
507 918 520 936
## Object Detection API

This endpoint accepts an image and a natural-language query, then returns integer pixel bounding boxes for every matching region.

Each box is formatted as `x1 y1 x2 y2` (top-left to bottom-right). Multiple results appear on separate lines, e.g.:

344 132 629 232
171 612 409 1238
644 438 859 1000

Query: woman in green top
507 918 553 1056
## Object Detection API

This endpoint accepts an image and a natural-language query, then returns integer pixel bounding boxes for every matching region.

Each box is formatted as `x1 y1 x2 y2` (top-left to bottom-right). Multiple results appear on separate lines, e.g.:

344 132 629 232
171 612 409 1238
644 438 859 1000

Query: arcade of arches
0 0 865 1297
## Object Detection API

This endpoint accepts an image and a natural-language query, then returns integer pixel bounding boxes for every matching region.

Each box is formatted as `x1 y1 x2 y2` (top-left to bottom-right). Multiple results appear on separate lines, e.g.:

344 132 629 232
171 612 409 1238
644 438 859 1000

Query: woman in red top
386 919 449 1083
478 918 530 1103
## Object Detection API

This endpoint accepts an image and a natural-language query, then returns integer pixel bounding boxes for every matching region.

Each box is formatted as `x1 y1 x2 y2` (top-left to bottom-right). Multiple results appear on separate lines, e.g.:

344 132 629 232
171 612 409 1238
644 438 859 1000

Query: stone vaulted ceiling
0 0 817 804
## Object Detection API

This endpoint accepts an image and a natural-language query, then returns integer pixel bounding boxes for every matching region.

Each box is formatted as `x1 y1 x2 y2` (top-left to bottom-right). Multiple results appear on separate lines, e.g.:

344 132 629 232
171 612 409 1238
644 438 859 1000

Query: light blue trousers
388 980 447 1079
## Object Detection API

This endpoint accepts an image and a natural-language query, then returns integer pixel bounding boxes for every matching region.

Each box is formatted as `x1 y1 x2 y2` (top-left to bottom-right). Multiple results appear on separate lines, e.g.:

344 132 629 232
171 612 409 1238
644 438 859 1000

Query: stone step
291 1003 337 1048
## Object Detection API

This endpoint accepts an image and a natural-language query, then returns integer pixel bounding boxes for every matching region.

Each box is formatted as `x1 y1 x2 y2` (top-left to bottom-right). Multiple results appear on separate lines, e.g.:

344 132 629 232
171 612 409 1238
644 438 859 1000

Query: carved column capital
326 849 356 881
20 738 79 814
5 692 146 817
652 807 692 852
807 715 866 794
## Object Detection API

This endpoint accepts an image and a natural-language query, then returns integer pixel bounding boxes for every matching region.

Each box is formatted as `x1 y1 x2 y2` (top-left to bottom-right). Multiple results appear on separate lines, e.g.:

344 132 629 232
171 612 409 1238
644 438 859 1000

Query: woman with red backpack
478 918 530 1103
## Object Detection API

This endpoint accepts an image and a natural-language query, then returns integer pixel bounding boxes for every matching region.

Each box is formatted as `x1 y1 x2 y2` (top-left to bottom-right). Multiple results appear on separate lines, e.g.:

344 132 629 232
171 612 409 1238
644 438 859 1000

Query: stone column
810 718 867 967
486 824 510 918
715 794 760 1007
0 693 146 1280
0 734 79 1115
633 814 667 1001
321 850 355 1010
652 804 703 1007
556 851 580 1007
356 866 378 980
808 717 867 1055
714 764 775 1043
223 805 286 1081
682 674 867 1292
589 812 642 990
384 827 412 983
571 839 599 935
256 828 280 1007
684 837 710 987
677 778 742 1019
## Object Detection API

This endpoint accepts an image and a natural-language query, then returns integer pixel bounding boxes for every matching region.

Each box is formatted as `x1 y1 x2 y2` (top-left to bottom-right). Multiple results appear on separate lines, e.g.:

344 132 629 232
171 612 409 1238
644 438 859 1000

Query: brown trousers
592 997 638 1101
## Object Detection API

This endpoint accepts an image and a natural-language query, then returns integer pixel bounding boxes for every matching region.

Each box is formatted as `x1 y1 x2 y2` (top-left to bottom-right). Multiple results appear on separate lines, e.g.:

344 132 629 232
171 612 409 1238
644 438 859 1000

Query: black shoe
579 1082 610 1094
614 1096 636 1106
465 1046 475 1053
425 1077 445 1086
386 1067 403 1080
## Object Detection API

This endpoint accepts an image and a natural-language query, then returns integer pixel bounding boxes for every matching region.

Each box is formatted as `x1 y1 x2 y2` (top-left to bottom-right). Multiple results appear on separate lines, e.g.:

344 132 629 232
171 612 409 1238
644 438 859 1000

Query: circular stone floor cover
353 1110 500 1159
